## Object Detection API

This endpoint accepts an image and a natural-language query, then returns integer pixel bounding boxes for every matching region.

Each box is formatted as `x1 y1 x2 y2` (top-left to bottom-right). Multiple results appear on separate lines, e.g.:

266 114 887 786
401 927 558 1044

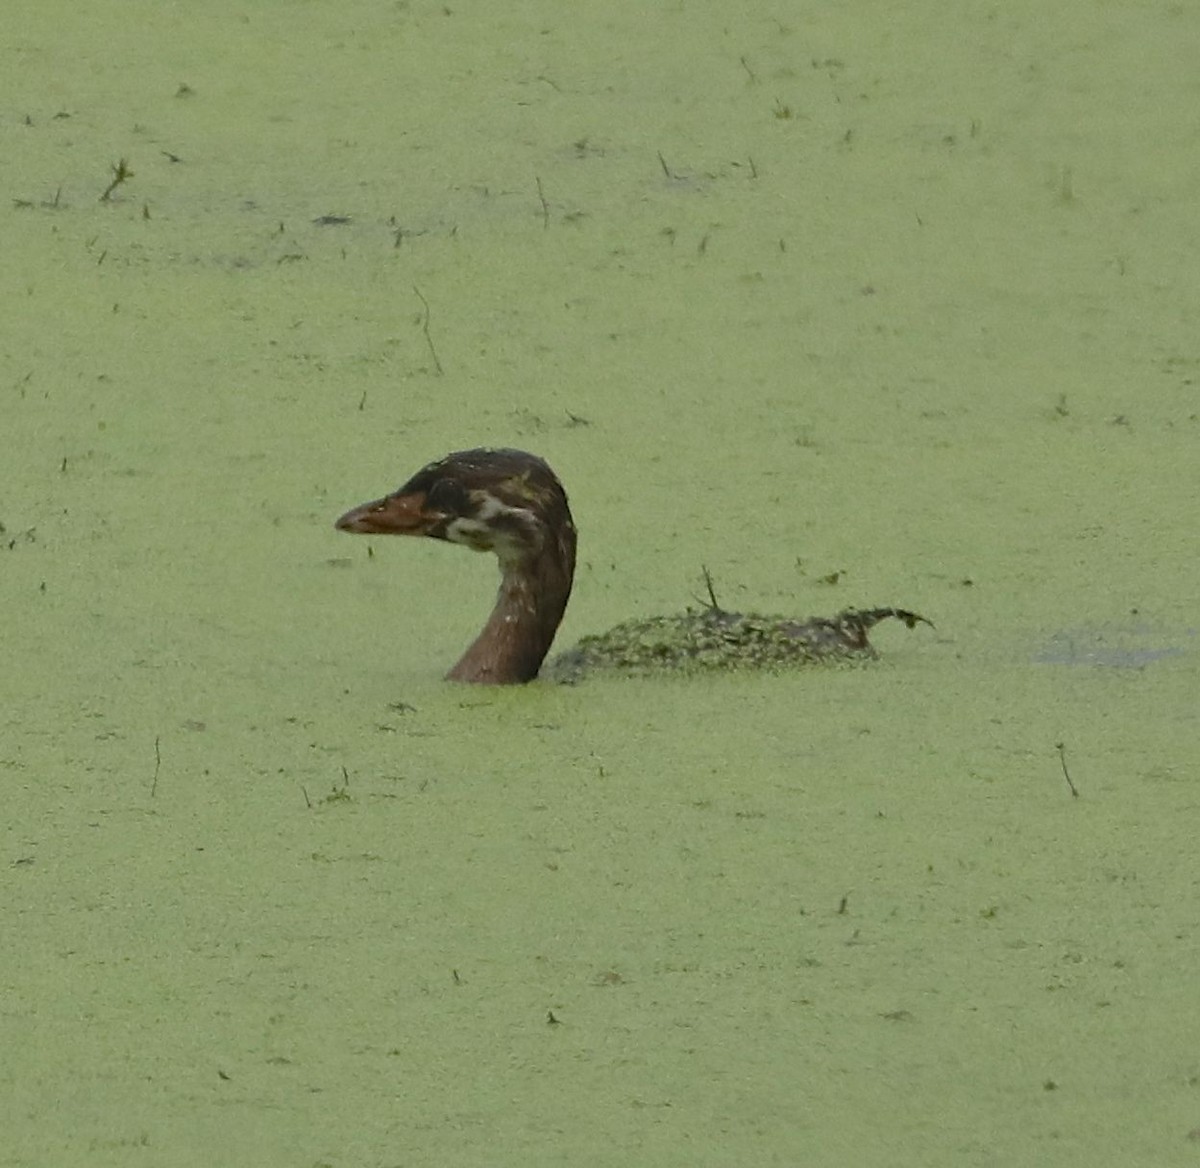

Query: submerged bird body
335 448 928 684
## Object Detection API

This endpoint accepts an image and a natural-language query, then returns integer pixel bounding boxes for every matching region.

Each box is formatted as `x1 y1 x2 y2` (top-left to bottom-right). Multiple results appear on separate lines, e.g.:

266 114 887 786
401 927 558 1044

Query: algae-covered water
3 2 1198 1164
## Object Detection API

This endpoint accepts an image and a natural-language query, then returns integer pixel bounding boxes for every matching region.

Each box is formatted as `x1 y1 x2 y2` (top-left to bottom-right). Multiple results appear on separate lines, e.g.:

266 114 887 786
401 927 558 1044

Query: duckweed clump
547 605 929 683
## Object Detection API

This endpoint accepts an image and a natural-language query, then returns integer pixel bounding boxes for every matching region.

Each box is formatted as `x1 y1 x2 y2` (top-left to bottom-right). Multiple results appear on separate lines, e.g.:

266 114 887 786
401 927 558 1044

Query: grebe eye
425 478 469 514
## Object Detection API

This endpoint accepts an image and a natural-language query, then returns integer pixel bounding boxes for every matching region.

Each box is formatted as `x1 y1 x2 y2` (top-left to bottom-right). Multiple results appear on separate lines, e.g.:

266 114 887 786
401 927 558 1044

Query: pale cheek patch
471 494 511 522
444 517 495 552
445 491 540 568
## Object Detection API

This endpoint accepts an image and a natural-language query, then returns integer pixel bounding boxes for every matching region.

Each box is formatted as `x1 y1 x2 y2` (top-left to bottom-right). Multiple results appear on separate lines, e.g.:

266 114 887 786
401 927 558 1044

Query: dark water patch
1035 625 1194 668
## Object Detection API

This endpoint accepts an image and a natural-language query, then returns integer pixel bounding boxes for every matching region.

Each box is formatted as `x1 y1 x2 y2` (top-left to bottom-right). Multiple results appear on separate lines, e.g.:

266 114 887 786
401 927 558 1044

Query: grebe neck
448 534 574 683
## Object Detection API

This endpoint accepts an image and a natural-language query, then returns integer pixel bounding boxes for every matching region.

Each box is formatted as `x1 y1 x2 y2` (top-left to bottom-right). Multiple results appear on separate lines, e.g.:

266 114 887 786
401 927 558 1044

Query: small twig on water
1055 742 1079 798
150 735 161 797
413 286 444 375
99 158 134 203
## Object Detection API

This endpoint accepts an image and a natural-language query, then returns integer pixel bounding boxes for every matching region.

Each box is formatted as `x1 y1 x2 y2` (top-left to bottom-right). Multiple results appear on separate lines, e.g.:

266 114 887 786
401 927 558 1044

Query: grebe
335 448 929 684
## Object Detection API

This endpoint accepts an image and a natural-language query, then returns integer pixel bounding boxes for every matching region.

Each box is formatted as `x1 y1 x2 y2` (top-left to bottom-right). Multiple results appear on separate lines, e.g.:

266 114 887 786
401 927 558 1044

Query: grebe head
335 449 577 683
335 447 575 572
